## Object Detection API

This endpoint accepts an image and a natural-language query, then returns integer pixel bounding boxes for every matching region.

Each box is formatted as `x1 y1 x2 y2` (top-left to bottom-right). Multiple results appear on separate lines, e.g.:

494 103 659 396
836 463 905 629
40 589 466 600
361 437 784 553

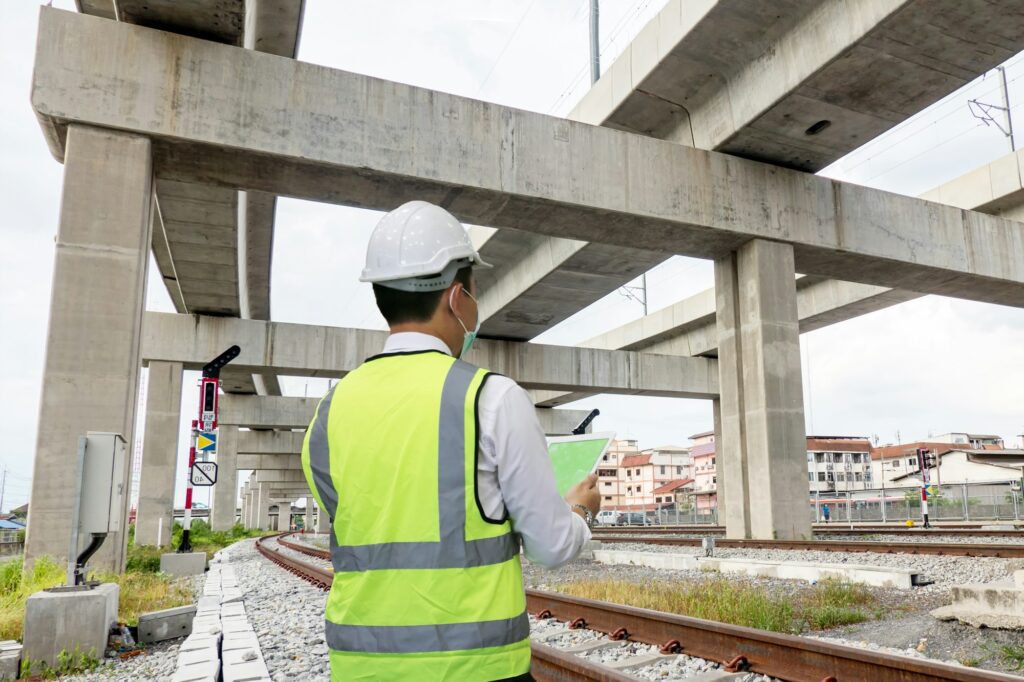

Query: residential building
596 439 639 508
931 433 1004 449
806 436 873 493
596 439 692 511
690 431 717 516
870 441 955 485
888 449 1024 487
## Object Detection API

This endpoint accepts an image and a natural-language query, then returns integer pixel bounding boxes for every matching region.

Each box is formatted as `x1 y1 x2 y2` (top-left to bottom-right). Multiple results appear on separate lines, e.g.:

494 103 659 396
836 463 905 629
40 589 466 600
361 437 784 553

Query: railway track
594 525 1023 538
589 534 1024 557
256 533 1020 681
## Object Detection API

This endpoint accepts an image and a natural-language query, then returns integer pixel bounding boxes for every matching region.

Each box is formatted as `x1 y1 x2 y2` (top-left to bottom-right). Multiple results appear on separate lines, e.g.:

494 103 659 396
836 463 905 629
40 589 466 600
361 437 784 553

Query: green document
547 433 615 496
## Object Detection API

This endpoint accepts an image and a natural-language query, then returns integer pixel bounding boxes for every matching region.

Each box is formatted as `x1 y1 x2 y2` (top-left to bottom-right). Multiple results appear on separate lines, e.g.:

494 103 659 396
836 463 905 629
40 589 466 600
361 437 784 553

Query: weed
555 577 873 635
0 556 65 642
21 645 100 678
960 657 981 667
997 643 1024 671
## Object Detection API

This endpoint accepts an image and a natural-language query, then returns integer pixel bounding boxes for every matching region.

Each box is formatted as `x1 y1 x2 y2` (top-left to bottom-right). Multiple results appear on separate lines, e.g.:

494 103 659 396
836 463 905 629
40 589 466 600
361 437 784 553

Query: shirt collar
382 331 453 356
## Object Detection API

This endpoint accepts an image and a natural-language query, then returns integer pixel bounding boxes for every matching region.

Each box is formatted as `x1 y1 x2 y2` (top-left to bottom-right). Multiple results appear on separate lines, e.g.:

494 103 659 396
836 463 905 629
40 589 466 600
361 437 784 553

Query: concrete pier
256 483 272 530
716 240 811 540
303 498 313 532
316 504 330 534
210 426 239 531
136 361 183 547
25 125 153 571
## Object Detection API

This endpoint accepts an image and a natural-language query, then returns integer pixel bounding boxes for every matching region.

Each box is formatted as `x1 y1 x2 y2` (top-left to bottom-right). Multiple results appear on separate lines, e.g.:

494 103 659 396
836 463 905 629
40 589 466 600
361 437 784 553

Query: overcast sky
2 1 1024 510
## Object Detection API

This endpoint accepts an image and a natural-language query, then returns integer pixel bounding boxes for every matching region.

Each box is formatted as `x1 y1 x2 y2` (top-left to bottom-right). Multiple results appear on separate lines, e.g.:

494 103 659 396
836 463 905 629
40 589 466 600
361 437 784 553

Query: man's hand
566 473 600 518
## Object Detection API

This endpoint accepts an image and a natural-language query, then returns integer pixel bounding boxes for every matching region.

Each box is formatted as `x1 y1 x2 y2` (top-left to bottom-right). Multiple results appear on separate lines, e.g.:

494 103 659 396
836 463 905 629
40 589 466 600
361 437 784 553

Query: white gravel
218 538 330 681
600 542 1015 591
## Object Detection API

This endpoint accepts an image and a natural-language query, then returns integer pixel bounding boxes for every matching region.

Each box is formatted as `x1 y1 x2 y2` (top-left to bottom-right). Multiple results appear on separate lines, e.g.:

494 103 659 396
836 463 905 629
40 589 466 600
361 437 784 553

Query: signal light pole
179 345 240 553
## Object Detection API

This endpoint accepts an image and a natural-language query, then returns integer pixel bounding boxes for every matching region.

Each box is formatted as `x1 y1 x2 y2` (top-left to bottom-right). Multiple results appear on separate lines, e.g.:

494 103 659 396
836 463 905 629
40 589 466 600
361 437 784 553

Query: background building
806 437 873 493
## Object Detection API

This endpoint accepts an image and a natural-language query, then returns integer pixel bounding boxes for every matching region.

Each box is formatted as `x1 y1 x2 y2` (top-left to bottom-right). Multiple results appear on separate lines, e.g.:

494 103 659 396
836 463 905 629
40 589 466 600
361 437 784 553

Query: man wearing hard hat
301 201 601 681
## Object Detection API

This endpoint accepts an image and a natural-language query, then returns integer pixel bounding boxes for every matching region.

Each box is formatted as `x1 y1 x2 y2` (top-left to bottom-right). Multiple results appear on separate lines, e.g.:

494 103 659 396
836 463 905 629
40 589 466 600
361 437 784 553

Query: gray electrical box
79 433 126 535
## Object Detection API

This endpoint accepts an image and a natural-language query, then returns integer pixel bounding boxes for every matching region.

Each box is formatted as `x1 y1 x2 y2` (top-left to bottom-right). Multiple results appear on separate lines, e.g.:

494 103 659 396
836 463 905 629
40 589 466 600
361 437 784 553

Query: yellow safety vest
301 350 531 681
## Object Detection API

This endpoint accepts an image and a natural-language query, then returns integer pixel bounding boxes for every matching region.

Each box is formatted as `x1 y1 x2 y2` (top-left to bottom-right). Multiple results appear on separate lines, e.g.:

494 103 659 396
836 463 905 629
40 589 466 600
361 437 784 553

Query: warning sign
190 461 218 486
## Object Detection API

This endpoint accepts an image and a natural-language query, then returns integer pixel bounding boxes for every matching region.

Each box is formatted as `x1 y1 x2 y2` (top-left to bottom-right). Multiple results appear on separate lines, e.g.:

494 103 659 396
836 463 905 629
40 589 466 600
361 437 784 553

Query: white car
595 510 623 526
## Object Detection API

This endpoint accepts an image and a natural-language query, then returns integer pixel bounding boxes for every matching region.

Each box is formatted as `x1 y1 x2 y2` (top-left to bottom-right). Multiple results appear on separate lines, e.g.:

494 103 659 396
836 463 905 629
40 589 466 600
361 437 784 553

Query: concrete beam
478 0 1024 340
255 470 306 483
238 454 301 470
534 276 921 406
238 430 305 455
572 0 1024 172
33 9 1024 307
141 313 719 399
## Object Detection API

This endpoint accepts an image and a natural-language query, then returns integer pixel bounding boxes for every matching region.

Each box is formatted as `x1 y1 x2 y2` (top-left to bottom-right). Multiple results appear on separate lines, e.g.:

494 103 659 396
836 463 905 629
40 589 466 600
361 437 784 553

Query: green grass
555 577 874 634
997 643 1024 671
127 521 267 573
0 556 66 642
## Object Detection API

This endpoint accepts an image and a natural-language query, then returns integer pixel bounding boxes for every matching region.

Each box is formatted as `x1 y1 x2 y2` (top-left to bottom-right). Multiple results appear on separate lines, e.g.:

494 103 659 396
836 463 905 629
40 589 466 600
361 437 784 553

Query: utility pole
0 466 7 515
589 0 600 84
1000 66 1016 152
968 65 1016 152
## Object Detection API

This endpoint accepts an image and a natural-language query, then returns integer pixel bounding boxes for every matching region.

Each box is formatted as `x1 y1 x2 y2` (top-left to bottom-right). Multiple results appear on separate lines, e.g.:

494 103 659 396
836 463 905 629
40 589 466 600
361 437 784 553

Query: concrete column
303 497 314 532
715 240 811 540
210 426 239 531
711 398 725 523
238 482 248 529
316 502 331 533
715 253 751 539
135 361 183 546
257 483 272 530
738 240 810 540
243 488 254 529
25 126 153 572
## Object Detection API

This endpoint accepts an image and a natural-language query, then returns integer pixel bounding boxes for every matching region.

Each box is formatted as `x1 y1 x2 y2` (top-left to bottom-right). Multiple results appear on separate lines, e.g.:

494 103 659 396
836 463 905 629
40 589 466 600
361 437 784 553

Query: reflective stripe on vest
301 351 530 681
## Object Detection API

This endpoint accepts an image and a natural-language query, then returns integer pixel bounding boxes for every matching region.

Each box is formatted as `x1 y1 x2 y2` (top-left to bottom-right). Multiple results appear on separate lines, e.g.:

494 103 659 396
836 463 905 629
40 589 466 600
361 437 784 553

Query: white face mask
449 287 480 358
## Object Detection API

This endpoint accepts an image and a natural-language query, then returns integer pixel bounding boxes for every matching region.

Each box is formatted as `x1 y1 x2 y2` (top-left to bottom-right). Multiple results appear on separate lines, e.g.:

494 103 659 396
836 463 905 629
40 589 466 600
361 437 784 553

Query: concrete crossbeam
141 313 718 399
572 0 1024 171
255 470 306 484
223 397 593 438
238 430 306 455
32 9 1024 307
534 277 922 407
24 125 152 572
478 0 1024 340
238 454 301 470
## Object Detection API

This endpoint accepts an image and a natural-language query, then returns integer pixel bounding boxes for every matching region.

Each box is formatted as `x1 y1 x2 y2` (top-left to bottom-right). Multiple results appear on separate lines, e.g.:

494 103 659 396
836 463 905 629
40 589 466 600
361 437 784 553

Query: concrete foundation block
0 641 21 682
161 552 207 576
170 659 219 682
138 605 197 644
23 583 118 667
932 579 1024 629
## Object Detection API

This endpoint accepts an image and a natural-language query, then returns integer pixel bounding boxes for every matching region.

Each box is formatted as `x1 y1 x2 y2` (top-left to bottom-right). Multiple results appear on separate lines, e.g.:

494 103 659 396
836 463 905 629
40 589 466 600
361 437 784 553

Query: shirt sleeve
481 377 591 569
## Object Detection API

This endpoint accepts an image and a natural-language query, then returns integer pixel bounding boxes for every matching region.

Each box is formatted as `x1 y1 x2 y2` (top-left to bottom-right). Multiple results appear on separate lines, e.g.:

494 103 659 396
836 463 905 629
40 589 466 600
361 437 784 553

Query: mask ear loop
449 285 469 334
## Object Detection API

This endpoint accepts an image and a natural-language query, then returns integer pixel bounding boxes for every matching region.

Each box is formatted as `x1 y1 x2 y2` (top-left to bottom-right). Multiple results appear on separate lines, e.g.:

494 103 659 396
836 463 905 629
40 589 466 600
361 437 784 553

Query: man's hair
373 266 473 325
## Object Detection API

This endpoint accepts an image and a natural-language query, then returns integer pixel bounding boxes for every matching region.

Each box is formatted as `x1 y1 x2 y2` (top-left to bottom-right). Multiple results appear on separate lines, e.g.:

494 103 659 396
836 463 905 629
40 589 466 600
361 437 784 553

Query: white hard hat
360 201 491 291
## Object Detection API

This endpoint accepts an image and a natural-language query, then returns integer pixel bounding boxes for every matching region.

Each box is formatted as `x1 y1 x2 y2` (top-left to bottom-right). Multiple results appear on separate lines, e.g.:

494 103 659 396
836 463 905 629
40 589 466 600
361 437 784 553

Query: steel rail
589 535 1024 557
258 535 634 681
260 534 1018 682
525 591 1020 682
594 525 1023 537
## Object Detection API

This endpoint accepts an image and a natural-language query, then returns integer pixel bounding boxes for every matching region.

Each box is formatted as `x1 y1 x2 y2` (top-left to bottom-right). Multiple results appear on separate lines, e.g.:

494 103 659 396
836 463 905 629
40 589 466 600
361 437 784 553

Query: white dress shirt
381 332 591 568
